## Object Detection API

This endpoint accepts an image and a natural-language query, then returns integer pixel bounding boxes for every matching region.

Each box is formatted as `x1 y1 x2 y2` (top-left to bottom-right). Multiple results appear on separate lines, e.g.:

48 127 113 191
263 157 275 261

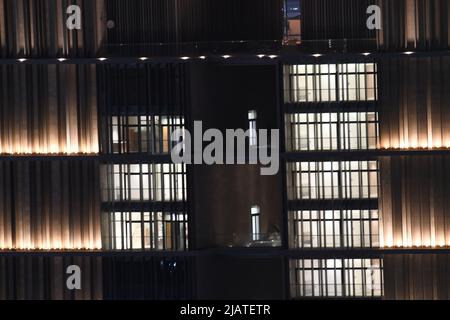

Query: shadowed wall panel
0 159 101 250
102 256 196 300
196 255 285 300
0 255 102 300
379 156 450 248
379 57 450 149
0 0 105 58
103 0 282 55
378 0 450 51
0 64 99 154
384 254 450 300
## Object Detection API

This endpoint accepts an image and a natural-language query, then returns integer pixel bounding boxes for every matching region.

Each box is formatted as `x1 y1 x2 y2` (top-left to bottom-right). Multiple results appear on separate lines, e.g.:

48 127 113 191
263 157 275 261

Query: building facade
0 0 450 300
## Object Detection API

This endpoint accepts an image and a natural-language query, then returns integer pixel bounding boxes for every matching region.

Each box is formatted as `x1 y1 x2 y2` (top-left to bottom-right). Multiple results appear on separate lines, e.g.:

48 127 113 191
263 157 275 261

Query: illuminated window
338 63 377 101
284 63 377 103
108 211 188 250
248 110 258 147
284 64 337 102
283 0 301 45
251 205 261 241
289 210 379 248
110 115 184 154
102 163 187 202
285 112 379 151
287 161 379 200
290 259 383 298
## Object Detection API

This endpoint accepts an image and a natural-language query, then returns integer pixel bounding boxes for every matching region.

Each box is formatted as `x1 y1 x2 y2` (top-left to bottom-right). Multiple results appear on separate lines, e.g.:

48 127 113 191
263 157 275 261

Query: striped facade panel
0 255 102 300
378 0 450 51
0 0 105 58
379 156 450 248
378 57 450 150
0 159 101 250
0 63 99 154
384 254 450 300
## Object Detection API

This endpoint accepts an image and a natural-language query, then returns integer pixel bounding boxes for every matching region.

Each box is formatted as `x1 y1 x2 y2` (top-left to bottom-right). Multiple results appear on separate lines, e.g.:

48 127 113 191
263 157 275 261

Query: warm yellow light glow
0 247 101 251
0 236 102 251
0 143 99 155
380 236 450 249
380 145 450 151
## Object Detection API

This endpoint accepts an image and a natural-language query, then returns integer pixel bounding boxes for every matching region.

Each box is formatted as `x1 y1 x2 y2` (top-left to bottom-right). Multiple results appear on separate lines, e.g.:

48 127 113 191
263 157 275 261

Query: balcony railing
195 232 282 249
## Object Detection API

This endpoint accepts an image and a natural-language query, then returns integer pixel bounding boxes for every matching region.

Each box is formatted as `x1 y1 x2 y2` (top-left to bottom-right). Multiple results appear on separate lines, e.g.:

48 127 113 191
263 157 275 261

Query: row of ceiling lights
14 51 418 63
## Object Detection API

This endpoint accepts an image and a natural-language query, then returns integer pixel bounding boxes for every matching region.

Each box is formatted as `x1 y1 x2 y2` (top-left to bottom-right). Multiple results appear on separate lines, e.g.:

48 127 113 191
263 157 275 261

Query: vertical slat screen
384 254 450 300
378 0 450 50
0 0 105 58
0 255 103 300
0 64 99 154
380 156 450 248
0 159 101 250
379 56 450 149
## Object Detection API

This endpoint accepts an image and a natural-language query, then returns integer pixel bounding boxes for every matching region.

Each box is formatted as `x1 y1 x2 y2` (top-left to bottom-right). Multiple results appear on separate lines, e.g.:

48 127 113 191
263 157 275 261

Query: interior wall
189 63 282 248
192 164 282 248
